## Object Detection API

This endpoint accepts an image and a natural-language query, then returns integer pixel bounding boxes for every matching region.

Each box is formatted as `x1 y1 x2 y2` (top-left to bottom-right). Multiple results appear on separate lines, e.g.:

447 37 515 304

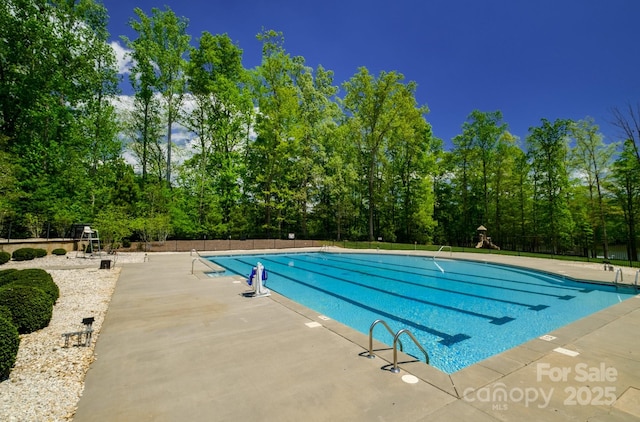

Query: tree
526 118 574 253
183 31 252 236
610 104 640 165
448 110 507 244
342 68 430 241
490 131 524 248
570 118 616 258
125 7 190 186
316 124 358 240
0 0 121 234
123 26 162 185
383 103 438 243
466 110 507 223
449 131 478 244
248 30 302 237
122 94 165 184
608 140 640 262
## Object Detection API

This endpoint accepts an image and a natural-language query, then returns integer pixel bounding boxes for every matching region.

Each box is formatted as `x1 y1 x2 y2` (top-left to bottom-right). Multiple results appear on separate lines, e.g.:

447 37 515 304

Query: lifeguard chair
76 226 102 258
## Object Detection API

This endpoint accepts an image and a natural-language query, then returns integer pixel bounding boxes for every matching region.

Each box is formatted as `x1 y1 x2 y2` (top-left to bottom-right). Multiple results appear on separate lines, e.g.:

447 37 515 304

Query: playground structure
475 225 500 250
247 262 270 297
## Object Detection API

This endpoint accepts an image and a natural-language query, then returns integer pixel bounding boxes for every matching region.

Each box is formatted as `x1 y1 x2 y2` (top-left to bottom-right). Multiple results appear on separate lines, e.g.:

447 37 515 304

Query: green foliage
4 269 59 304
12 248 36 262
33 248 47 258
0 3 637 261
124 6 191 185
94 205 134 251
182 31 252 235
0 251 10 265
0 313 20 380
10 247 47 260
0 305 11 321
51 248 67 256
343 67 434 242
0 0 121 237
0 285 53 334
0 269 18 286
608 139 640 261
569 118 617 258
527 118 574 253
133 214 173 244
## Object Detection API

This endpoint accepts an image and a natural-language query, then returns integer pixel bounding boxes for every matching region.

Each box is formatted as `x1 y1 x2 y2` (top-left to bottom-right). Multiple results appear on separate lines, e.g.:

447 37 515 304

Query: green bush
34 248 47 258
0 269 18 286
0 314 20 380
5 269 59 303
0 305 12 321
12 248 36 261
0 251 10 265
51 248 67 256
0 285 53 334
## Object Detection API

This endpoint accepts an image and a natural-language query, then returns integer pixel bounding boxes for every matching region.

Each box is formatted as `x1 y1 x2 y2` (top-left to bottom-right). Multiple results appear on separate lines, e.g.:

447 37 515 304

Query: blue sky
105 0 640 149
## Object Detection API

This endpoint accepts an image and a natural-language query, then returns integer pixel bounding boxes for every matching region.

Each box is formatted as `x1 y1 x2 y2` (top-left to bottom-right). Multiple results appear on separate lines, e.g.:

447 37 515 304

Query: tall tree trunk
166 101 173 185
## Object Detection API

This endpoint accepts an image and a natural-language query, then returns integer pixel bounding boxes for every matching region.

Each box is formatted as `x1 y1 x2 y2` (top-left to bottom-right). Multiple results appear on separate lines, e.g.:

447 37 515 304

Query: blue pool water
208 252 634 373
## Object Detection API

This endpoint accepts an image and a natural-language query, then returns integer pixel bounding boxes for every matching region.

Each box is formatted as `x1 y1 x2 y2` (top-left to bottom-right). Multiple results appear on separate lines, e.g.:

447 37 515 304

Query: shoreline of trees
1 1 638 261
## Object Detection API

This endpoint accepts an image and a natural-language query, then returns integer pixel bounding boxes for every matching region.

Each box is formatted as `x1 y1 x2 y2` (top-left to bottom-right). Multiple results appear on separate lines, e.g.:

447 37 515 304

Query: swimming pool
207 252 634 373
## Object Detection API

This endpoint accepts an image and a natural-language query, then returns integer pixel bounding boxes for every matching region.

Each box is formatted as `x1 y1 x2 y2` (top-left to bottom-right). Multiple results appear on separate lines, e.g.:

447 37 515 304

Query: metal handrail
432 246 452 273
434 245 452 259
191 256 223 275
635 270 639 291
366 319 403 359
614 268 623 286
191 258 200 274
391 329 430 373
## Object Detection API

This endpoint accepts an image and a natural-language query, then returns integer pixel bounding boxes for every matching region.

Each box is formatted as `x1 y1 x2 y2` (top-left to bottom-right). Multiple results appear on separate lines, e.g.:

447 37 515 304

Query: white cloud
109 40 133 75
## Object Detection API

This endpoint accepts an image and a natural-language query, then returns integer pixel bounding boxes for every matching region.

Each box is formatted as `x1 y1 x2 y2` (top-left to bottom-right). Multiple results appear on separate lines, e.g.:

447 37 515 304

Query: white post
254 262 270 297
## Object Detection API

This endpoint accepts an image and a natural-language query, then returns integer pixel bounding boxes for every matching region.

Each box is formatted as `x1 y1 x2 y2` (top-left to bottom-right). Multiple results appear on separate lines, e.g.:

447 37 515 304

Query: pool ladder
366 319 430 374
613 268 640 292
614 268 640 292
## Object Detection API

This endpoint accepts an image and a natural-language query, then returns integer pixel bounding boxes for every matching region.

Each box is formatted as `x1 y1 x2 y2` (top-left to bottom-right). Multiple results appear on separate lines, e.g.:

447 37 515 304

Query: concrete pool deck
73 249 640 421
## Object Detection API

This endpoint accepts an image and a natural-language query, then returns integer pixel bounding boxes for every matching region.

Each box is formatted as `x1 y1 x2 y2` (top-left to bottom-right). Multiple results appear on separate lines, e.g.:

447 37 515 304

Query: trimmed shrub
0 305 12 321
34 248 47 258
0 269 18 287
6 269 59 304
0 314 20 380
12 248 36 261
0 285 53 334
51 248 67 256
0 251 10 265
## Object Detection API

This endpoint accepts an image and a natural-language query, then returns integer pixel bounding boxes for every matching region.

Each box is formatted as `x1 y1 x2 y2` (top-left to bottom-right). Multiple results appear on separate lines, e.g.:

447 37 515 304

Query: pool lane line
232 257 471 346
260 256 515 326
228 257 468 344
216 255 550 310
314 254 575 301
298 255 550 310
209 259 256 278
298 255 563 304
324 253 591 294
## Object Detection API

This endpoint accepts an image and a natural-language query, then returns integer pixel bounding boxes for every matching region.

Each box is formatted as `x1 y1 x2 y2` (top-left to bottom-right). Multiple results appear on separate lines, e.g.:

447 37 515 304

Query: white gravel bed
0 253 146 421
